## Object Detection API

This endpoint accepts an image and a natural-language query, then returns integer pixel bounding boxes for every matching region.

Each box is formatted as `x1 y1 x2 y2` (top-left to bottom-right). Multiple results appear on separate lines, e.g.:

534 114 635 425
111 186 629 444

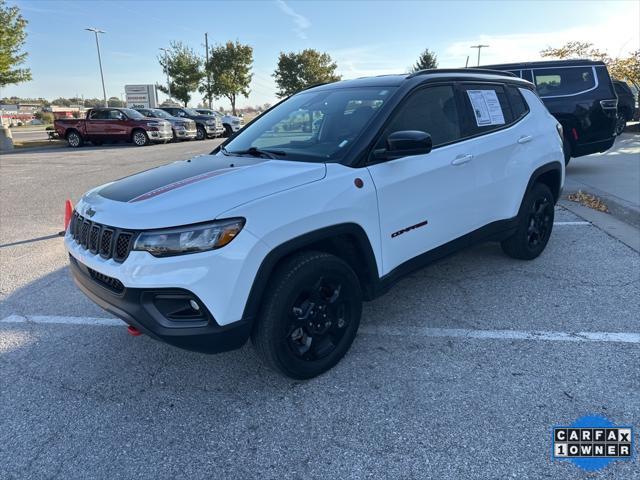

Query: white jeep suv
66 69 564 379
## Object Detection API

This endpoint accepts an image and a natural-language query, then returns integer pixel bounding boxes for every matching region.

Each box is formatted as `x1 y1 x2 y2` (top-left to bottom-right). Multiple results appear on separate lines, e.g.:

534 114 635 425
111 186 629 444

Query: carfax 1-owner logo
552 415 635 472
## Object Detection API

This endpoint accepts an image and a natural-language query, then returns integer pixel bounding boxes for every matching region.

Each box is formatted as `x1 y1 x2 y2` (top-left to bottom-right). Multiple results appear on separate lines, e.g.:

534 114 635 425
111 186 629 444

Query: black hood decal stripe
129 168 236 202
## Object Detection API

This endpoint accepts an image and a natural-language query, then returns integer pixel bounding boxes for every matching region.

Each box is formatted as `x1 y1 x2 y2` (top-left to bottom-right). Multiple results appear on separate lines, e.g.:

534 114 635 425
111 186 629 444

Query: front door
367 84 482 275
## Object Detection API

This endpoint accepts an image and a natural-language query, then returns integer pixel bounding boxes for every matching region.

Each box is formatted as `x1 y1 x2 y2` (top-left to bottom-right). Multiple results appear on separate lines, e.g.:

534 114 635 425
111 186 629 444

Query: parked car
484 60 617 165
134 107 197 141
159 106 223 140
54 107 172 147
612 80 637 135
195 108 244 137
66 69 563 378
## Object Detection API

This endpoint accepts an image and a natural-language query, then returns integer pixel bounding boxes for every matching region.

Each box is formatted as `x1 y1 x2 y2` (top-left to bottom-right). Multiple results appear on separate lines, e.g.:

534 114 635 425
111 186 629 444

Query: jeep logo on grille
85 207 96 218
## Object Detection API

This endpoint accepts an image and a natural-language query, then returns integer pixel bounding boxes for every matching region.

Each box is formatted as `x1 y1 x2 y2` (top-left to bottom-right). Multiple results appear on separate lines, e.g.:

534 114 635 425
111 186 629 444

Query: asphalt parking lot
1 138 639 479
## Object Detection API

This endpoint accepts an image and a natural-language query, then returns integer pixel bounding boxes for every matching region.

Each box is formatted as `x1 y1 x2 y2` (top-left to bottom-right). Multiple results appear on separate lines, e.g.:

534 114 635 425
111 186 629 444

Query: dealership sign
125 84 158 109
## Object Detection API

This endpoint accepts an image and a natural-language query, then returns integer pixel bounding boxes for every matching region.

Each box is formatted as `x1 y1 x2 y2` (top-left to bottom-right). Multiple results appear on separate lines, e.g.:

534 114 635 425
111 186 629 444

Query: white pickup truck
195 108 244 137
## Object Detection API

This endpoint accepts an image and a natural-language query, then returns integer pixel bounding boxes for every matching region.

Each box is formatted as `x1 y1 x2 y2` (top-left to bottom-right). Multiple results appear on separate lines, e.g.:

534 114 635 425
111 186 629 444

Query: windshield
150 109 171 119
223 87 395 162
197 109 213 115
183 108 200 116
122 108 145 119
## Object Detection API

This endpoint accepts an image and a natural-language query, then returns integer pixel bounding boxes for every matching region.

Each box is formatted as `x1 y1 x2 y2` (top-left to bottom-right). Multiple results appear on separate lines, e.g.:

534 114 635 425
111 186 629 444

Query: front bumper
148 129 173 142
69 254 251 353
174 127 197 140
205 124 224 137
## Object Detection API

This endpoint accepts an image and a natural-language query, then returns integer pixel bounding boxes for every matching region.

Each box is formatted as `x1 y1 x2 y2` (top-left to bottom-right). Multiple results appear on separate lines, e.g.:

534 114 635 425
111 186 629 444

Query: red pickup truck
54 107 173 147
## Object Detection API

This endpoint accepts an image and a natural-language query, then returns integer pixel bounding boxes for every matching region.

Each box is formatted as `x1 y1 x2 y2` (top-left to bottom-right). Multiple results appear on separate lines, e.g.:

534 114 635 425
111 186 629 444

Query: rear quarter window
507 86 530 119
533 66 596 97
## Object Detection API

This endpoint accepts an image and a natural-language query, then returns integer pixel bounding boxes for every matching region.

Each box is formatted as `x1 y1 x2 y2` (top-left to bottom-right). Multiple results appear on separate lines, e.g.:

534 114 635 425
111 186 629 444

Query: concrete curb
559 199 640 253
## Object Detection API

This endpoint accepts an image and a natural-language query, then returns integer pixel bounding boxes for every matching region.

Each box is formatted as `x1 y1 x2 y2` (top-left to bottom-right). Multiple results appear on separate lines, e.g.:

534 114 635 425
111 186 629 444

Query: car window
533 67 596 97
376 85 461 149
507 85 529 119
89 110 108 120
108 110 124 120
459 84 514 135
225 86 395 162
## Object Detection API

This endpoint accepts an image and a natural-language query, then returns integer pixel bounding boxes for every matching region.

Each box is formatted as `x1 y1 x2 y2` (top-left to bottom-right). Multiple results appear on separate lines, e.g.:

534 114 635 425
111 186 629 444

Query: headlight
133 218 245 257
205 119 216 125
146 121 162 127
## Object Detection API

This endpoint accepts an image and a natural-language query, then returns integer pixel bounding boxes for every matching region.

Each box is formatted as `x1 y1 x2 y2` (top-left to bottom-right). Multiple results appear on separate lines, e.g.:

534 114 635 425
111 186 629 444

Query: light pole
204 33 212 109
470 44 489 67
159 47 172 101
85 28 107 107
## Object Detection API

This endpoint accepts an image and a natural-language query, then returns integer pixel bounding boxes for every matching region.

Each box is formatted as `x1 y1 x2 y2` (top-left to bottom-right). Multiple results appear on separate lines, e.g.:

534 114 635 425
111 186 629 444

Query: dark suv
159 106 223 140
613 80 637 135
484 60 617 165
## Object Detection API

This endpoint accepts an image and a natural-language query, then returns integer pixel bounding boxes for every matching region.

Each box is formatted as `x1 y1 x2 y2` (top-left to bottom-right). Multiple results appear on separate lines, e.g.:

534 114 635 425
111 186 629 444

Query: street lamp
85 28 107 107
159 47 172 101
470 44 489 67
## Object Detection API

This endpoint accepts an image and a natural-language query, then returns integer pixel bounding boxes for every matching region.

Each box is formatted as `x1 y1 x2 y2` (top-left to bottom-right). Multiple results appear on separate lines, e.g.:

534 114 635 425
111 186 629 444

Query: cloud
275 0 311 40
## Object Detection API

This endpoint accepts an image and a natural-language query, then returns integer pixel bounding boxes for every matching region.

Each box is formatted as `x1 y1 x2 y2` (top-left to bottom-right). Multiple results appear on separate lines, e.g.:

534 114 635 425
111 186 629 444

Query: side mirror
387 130 432 156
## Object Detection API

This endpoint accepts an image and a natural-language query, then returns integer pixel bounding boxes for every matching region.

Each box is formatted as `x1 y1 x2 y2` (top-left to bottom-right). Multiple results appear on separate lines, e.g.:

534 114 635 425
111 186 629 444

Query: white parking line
361 325 640 343
553 221 591 226
2 315 638 344
0 314 123 327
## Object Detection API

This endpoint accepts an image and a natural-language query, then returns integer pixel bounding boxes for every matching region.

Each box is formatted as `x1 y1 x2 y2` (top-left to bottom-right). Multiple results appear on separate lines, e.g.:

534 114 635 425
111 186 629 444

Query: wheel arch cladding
241 223 380 323
527 162 563 204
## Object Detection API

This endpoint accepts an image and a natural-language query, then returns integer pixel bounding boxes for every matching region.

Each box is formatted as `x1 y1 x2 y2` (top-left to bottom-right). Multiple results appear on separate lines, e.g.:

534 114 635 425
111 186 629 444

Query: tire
501 182 555 260
66 130 83 148
132 129 149 146
196 125 206 141
615 112 627 136
562 137 571 166
251 251 363 379
223 125 233 138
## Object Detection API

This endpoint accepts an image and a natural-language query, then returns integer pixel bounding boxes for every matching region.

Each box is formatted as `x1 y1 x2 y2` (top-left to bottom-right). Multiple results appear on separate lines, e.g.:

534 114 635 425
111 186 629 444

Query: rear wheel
66 130 83 148
615 111 627 136
251 251 362 379
501 183 555 260
132 129 149 146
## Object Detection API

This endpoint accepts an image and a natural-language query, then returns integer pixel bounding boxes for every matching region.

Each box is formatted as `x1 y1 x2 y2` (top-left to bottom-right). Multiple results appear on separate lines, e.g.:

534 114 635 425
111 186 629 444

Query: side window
507 86 529 120
521 70 533 82
89 110 107 119
378 85 461 148
533 67 596 97
108 110 124 120
507 70 521 78
460 84 514 135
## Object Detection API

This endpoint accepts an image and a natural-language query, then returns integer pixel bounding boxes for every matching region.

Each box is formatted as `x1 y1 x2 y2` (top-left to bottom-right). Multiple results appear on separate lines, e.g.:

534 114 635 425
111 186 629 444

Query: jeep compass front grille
69 211 136 263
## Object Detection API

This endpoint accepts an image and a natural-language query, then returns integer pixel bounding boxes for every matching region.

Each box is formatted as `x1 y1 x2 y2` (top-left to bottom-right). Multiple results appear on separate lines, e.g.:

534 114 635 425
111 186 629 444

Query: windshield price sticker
467 89 505 126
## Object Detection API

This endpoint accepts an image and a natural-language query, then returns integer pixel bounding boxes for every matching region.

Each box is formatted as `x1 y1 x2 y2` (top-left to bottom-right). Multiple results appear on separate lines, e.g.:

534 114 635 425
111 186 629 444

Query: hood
77 154 326 229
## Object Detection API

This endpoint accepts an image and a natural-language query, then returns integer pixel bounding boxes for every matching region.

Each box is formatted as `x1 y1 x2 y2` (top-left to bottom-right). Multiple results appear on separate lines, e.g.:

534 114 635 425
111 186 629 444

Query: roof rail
407 68 516 79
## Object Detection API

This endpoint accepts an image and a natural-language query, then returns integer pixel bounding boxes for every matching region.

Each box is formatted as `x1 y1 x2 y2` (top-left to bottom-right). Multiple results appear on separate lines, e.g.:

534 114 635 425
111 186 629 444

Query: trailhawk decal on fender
129 168 236 203
391 220 428 238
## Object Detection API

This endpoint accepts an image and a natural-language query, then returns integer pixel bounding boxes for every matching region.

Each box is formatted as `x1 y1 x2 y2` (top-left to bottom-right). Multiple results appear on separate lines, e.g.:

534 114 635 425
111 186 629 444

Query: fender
524 161 563 204
241 223 380 323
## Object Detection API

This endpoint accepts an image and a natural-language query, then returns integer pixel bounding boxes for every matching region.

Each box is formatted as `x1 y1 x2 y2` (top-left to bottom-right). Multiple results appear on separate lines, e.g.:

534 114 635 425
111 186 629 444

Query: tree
202 41 253 115
0 0 32 87
273 49 341 98
158 41 203 106
411 49 438 72
541 42 640 90
107 96 124 107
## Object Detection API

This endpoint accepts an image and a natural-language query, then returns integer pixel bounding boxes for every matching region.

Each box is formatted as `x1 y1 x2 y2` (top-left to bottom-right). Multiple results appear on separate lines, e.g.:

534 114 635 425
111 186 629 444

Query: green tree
158 41 203 106
107 96 124 107
609 50 640 90
273 49 341 98
0 0 32 87
411 48 438 72
202 41 253 115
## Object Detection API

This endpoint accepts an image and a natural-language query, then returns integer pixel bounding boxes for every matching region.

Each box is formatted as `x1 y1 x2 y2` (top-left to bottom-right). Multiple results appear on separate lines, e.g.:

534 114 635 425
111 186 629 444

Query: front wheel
501 183 554 260
251 251 362 379
132 130 149 146
196 125 206 141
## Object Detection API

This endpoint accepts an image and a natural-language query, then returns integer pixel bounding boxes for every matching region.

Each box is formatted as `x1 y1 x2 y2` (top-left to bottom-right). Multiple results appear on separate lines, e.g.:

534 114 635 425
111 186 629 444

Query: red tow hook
127 325 142 336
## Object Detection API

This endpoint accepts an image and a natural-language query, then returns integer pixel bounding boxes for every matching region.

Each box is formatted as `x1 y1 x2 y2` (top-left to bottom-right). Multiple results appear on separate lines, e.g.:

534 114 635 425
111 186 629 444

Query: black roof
482 59 607 70
309 68 530 92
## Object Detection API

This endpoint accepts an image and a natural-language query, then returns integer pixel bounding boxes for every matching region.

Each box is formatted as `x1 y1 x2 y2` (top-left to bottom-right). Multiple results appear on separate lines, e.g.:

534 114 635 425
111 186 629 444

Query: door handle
451 154 473 166
517 135 533 144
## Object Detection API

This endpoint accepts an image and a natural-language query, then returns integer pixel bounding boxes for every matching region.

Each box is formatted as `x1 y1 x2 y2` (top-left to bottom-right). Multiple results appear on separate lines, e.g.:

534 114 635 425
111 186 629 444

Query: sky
2 0 639 110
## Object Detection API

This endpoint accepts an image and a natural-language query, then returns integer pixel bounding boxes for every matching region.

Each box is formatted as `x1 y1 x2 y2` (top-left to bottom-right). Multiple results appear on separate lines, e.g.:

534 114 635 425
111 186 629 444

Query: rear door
366 84 484 274
456 82 523 223
85 110 109 140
